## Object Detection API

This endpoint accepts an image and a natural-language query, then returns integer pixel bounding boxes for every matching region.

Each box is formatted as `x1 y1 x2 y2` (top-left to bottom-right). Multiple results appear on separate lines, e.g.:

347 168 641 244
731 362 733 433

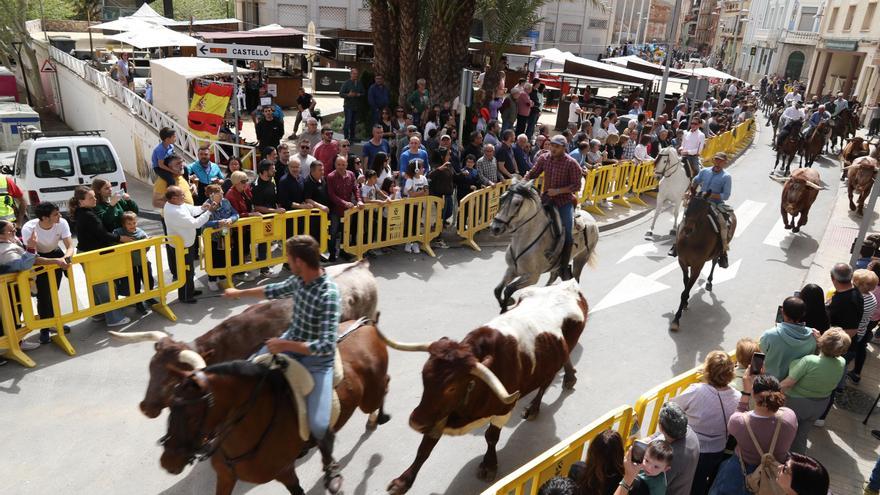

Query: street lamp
730 9 750 76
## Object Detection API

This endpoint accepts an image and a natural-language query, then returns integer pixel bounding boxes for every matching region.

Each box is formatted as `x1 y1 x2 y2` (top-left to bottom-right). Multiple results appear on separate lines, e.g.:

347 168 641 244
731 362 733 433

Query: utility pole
638 0 650 45
627 0 641 44
618 0 629 45
656 0 685 116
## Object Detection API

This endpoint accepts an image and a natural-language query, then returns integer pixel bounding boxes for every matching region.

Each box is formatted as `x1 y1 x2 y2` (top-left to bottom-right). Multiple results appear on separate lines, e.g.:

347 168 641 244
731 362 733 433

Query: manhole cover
834 385 875 414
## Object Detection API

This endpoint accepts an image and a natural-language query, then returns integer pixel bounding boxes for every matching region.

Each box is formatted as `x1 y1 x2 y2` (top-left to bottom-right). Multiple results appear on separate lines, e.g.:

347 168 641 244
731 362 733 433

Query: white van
12 130 128 215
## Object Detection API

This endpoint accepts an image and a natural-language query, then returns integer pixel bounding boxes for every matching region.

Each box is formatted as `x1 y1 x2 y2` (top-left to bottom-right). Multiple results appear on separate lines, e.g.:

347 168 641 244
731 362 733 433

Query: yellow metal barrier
628 160 658 207
201 209 328 288
581 162 634 216
631 368 703 438
342 196 443 259
0 272 32 367
457 181 512 251
484 406 636 495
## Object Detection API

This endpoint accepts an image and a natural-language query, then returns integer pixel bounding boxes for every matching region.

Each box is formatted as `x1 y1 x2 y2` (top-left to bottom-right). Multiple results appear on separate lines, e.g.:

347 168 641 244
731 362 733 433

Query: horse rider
523 134 583 281
774 101 805 150
669 152 733 268
831 92 849 117
783 88 802 107
224 235 344 489
802 104 831 139
678 117 706 179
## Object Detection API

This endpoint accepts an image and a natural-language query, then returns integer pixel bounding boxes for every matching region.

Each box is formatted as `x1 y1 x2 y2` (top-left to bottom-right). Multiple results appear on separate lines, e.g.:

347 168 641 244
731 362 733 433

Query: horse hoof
477 464 497 482
325 475 344 495
645 231 653 238
792 226 800 233
563 375 577 390
706 283 713 292
669 321 680 332
850 204 857 211
387 479 410 495
669 229 677 236
784 224 792 230
521 406 540 421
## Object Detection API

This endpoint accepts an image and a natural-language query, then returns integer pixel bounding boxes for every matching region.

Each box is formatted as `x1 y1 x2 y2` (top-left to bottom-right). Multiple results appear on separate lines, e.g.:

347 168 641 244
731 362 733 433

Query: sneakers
433 239 448 249
412 243 421 254
813 419 825 428
19 340 39 350
864 482 880 495
261 268 280 279
91 314 106 322
404 243 413 253
207 280 220 292
107 317 131 328
848 371 862 384
238 271 257 282
40 329 51 344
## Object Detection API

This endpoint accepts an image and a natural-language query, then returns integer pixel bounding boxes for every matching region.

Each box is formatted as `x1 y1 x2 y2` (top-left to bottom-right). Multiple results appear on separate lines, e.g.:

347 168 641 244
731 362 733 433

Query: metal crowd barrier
1 236 186 367
457 180 512 251
341 196 443 259
628 160 659 207
201 209 328 288
581 162 634 216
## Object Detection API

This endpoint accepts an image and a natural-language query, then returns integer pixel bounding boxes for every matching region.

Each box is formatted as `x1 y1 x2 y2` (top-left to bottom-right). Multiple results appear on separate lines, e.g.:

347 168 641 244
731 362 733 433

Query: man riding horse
669 152 734 268
774 101 805 150
224 235 344 491
803 104 831 139
523 134 583 280
678 118 706 179
831 92 849 118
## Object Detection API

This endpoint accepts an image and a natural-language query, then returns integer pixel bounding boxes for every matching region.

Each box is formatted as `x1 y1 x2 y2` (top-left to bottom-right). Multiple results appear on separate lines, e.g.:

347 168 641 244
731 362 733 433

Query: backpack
739 413 785 495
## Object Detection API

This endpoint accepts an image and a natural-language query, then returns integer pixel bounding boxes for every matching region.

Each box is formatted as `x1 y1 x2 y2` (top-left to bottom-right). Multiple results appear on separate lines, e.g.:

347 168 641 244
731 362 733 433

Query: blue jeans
343 107 357 140
255 347 335 440
526 110 539 139
557 202 574 241
442 194 453 222
870 453 880 490
92 282 126 325
708 454 757 495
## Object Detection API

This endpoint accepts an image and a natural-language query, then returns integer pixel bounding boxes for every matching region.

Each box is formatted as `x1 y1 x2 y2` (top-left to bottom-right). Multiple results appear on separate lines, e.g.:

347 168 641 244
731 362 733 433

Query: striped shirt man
263 272 340 356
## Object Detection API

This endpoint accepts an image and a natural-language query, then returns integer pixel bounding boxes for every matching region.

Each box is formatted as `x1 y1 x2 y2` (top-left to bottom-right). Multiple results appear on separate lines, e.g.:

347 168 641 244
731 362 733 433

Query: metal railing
48 46 256 166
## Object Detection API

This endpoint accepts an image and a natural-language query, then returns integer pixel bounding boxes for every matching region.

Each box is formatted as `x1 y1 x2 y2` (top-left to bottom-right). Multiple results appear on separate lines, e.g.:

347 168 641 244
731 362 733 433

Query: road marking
617 243 658 264
647 261 681 281
762 219 794 249
591 273 670 313
733 200 765 239
699 258 742 287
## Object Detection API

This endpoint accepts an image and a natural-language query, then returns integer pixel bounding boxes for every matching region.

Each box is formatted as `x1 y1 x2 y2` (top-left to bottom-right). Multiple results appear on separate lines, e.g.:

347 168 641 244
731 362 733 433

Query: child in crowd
615 439 673 495
361 170 389 204
113 211 156 314
203 184 239 291
732 337 759 392
403 159 428 254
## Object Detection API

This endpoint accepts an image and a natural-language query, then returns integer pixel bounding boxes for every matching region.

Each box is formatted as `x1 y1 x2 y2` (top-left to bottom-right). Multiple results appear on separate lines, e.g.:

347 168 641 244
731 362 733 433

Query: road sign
40 60 56 73
196 43 272 61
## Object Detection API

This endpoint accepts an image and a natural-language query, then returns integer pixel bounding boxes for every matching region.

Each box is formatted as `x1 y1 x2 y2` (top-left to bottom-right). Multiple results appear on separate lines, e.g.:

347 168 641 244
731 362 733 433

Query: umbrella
107 25 201 49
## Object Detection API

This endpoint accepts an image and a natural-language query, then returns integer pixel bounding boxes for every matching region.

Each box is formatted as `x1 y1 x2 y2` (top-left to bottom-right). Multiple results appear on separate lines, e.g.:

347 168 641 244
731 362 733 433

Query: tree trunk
397 0 419 108
427 0 475 104
370 0 400 97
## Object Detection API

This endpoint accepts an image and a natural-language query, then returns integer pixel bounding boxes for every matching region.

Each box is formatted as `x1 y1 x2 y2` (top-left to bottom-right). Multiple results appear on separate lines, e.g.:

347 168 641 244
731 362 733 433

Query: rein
497 193 555 269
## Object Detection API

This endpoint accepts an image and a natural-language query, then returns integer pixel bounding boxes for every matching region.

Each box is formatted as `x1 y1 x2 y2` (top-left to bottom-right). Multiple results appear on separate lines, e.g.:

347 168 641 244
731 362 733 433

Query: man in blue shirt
399 136 430 180
691 151 735 268
187 145 225 204
367 74 390 124
802 104 831 139
362 124 390 170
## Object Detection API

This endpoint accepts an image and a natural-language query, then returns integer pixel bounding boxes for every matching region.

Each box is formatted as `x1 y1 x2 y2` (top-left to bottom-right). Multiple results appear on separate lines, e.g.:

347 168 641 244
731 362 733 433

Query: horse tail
584 221 599 268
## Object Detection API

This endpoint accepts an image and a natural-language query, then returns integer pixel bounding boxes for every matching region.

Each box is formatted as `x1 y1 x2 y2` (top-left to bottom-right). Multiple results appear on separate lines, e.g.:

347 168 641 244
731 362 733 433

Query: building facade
739 0 821 83
538 0 614 59
711 0 752 75
236 0 372 32
805 0 880 106
694 0 721 55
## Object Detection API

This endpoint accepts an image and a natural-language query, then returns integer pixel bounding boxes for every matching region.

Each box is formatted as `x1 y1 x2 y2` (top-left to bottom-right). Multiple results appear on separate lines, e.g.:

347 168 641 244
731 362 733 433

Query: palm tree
369 0 401 98
397 0 420 107
427 0 476 104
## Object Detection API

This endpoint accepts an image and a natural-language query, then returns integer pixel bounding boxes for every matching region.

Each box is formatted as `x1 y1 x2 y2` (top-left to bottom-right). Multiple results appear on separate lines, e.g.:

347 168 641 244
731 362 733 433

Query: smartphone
750 352 766 375
631 440 648 464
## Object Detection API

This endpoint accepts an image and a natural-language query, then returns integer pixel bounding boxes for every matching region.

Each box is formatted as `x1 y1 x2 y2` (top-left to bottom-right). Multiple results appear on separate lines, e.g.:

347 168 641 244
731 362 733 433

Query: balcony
781 30 819 45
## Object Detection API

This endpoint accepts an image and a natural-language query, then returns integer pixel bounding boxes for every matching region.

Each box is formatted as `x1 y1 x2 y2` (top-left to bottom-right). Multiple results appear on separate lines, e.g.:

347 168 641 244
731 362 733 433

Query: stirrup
668 246 677 257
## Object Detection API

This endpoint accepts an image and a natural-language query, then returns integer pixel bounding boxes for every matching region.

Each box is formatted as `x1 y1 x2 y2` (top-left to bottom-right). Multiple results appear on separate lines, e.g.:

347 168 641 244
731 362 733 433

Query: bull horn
178 349 206 370
470 362 521 404
804 180 823 190
108 330 169 343
375 327 431 352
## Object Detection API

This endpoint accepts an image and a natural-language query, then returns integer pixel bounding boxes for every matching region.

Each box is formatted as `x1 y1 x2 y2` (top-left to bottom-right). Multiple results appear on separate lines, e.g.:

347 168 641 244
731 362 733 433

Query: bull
112 259 378 418
846 156 879 216
378 280 588 494
840 136 870 181
780 168 822 233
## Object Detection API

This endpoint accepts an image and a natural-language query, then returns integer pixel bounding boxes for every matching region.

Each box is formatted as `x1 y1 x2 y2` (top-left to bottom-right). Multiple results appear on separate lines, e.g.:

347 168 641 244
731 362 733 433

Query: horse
828 108 852 153
773 120 802 176
766 106 783 142
669 192 737 332
801 120 831 168
645 147 690 239
158 322 392 495
489 179 599 313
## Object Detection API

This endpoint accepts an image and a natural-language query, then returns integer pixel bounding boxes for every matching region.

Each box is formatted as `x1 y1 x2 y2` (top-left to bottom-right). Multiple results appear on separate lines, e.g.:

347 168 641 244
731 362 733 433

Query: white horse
645 147 691 238
489 178 599 313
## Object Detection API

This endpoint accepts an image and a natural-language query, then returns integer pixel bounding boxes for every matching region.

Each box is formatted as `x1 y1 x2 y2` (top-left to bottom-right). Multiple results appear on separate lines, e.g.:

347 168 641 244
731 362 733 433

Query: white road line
646 261 681 281
733 200 765 239
762 218 795 249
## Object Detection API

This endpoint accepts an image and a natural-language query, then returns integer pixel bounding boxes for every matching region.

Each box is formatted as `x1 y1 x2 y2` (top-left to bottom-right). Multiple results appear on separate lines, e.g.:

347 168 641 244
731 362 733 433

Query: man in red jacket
326 155 362 261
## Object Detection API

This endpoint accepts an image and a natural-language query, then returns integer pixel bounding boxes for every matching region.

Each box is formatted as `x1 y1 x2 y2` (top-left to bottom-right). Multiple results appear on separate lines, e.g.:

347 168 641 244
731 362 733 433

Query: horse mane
205 360 292 400
508 180 540 201
684 194 710 217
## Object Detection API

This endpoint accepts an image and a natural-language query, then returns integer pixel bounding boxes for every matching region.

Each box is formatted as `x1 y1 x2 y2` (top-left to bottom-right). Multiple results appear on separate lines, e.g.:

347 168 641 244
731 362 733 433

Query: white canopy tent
683 67 742 82
150 57 254 119
106 25 200 49
90 17 160 32
127 3 176 25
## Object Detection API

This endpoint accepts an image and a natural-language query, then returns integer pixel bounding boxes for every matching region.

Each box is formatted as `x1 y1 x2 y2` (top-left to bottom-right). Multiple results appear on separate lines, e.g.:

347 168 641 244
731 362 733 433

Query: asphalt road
0 116 845 495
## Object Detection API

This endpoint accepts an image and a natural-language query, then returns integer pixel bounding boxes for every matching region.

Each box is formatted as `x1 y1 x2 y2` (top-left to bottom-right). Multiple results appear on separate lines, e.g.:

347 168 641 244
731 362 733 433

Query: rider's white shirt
784 92 802 105
680 129 705 156
782 107 804 121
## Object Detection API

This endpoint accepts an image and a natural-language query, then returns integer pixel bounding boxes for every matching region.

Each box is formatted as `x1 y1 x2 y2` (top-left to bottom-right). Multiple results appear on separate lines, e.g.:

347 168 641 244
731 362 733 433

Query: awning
272 45 329 55
107 25 201 48
90 17 159 32
150 57 254 80
204 28 307 39
681 67 742 82
563 55 654 85
545 71 644 88
127 3 176 25
252 24 330 39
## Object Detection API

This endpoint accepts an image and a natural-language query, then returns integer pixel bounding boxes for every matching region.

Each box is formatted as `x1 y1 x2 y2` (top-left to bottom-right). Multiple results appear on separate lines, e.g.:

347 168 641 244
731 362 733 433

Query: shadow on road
664 289 730 375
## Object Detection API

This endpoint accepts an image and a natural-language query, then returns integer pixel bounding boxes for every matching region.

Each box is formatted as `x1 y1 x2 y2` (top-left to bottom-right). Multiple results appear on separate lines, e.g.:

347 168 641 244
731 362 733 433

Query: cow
378 280 588 494
780 168 822 233
111 259 379 418
840 136 870 181
846 156 879 216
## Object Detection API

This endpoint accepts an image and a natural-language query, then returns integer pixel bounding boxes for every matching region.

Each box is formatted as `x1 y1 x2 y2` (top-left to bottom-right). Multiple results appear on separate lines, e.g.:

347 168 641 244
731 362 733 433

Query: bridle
654 150 680 179
494 187 555 269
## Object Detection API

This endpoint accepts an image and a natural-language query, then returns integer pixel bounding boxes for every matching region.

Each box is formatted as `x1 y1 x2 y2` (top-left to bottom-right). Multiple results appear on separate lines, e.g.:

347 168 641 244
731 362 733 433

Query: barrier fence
483 358 714 495
628 160 660 207
457 181 513 251
341 196 444 259
1 236 186 368
201 209 329 288
580 162 635 216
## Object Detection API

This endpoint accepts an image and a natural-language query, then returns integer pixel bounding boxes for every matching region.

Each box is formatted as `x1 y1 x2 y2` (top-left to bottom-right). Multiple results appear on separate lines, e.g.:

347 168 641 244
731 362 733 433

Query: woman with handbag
708 373 797 495
673 351 742 495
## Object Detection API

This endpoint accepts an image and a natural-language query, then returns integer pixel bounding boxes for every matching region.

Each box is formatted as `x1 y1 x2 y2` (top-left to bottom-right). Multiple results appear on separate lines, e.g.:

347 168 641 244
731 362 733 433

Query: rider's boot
559 239 574 281
318 430 343 494
717 218 730 269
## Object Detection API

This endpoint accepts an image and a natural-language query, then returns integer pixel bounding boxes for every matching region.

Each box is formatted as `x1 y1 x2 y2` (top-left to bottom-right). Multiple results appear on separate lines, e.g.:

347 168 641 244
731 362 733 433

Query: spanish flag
188 82 233 140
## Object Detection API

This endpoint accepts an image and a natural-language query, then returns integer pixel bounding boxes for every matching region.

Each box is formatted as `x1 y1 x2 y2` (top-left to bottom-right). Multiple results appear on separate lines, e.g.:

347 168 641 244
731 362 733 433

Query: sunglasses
300 145 310 149
340 144 350 147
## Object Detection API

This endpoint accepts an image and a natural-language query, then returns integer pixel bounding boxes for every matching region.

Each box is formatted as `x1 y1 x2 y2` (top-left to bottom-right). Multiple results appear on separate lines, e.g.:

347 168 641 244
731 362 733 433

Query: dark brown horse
801 121 831 168
829 108 857 153
774 120 802 176
158 322 391 495
670 193 737 331
767 106 783 142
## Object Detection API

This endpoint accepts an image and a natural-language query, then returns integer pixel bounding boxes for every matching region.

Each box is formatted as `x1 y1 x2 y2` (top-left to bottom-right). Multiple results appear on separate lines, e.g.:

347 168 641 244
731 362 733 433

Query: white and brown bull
840 136 871 181
846 156 879 216
111 259 378 418
780 168 822 233
378 280 588 494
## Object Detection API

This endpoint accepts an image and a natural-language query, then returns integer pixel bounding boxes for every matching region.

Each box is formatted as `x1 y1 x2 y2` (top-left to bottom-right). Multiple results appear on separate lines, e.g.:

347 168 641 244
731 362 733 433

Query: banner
187 81 232 140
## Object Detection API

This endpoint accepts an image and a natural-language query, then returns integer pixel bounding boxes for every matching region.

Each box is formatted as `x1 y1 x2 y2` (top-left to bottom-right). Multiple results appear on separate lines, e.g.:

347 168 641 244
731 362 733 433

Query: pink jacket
516 91 533 117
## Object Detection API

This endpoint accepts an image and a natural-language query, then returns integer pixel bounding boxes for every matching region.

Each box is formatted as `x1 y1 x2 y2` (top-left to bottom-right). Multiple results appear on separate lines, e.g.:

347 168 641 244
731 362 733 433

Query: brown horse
767 106 783 142
158 322 391 495
829 108 858 153
801 121 831 168
670 193 737 331
774 120 802 176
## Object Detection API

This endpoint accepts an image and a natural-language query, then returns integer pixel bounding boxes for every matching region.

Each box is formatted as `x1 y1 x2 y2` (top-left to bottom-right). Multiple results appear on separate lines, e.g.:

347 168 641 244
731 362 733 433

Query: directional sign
196 43 272 61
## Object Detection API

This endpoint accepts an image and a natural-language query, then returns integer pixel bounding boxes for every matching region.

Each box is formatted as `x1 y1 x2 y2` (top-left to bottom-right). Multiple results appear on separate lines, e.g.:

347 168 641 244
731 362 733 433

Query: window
34 147 74 178
766 7 775 28
863 2 877 31
797 6 817 31
319 6 348 29
278 4 308 29
358 8 371 30
828 6 839 31
843 4 857 30
77 145 118 176
543 21 555 41
241 1 259 28
589 18 608 29
560 23 581 43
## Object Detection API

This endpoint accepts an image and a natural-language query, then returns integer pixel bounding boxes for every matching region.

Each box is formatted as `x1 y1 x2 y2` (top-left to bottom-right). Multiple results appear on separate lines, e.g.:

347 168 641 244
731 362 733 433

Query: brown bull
158 321 391 495
379 280 588 494
847 156 879 216
840 136 870 181
780 168 822 233
112 259 378 418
